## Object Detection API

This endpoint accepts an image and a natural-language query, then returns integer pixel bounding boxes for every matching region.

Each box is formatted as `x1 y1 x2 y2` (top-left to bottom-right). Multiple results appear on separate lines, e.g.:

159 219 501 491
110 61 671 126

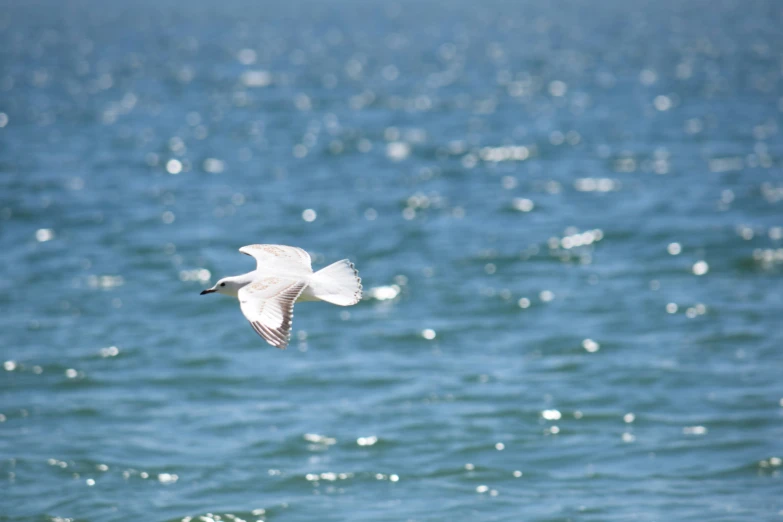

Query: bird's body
201 244 362 349
206 269 344 302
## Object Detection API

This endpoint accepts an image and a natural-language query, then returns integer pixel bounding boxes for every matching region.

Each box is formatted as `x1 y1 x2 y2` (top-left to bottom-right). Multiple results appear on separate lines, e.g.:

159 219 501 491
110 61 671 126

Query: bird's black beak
200 289 215 295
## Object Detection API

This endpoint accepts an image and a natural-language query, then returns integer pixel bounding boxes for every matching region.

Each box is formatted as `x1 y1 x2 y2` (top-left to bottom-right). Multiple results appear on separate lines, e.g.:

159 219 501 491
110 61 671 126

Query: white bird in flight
201 244 362 349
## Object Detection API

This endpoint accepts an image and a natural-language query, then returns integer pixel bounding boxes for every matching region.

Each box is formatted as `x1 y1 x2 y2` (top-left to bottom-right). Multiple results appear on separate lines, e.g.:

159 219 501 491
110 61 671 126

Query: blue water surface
1 0 783 520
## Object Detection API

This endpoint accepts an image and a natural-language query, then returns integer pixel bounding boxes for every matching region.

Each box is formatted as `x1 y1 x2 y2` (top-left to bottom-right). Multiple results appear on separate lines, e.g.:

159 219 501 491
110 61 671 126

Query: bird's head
201 277 241 296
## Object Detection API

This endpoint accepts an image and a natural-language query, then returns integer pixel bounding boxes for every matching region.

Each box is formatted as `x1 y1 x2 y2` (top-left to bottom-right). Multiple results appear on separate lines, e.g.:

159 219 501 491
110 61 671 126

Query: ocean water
1 0 783 520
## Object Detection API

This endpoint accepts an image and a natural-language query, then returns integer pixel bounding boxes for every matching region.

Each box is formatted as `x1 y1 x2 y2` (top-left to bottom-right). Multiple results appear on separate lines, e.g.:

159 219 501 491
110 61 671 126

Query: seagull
201 244 362 349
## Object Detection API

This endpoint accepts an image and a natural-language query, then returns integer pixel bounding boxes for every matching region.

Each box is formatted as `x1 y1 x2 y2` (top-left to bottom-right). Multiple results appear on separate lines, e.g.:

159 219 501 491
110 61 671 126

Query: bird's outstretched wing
238 277 308 349
239 244 312 274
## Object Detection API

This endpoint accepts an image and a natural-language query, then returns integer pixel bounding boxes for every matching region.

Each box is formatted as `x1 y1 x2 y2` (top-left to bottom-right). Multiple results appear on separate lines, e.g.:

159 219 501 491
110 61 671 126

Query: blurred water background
2 0 783 520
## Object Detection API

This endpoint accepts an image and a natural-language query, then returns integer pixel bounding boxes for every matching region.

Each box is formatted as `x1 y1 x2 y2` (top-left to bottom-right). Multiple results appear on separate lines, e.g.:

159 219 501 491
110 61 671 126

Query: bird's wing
238 244 312 274
238 277 308 349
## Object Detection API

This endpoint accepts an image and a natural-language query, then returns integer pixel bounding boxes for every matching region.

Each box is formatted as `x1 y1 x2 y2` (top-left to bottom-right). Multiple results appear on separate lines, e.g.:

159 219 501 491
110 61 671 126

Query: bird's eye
220 283 226 287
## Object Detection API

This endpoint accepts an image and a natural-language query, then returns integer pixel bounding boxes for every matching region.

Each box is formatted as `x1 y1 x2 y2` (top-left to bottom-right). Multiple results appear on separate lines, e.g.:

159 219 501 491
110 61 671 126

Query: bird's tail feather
311 259 362 306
